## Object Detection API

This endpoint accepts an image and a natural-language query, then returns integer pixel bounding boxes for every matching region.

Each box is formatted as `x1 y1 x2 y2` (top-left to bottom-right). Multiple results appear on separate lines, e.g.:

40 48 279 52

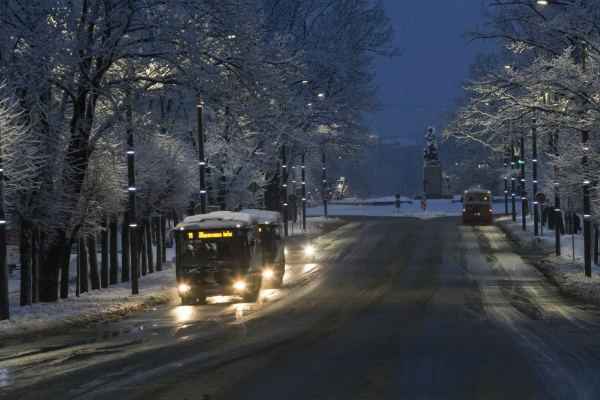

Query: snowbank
1 268 177 340
2 246 179 340
308 197 518 219
497 216 600 304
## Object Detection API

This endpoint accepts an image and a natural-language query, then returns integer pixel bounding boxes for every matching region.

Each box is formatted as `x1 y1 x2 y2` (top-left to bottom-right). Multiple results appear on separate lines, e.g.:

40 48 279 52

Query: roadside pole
520 132 526 231
322 151 328 219
301 152 306 230
532 119 539 236
281 145 289 237
0 130 8 320
197 103 207 214
568 198 574 261
552 131 561 257
511 138 516 222
127 91 139 295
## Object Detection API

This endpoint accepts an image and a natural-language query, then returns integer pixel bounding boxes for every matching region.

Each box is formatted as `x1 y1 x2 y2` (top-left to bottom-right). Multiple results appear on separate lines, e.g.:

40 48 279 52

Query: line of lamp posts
194 105 332 240
503 118 595 277
280 145 332 237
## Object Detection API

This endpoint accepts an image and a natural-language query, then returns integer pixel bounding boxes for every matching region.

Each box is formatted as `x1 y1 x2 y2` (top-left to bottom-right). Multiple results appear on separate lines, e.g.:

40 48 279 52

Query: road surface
2 217 600 399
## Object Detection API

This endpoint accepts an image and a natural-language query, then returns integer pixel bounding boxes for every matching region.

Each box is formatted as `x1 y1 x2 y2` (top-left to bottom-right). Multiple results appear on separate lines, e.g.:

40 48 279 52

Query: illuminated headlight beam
304 245 316 257
178 283 191 293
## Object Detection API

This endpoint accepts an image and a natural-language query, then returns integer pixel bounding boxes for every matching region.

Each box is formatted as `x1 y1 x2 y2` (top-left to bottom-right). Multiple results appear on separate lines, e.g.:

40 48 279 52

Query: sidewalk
497 215 600 305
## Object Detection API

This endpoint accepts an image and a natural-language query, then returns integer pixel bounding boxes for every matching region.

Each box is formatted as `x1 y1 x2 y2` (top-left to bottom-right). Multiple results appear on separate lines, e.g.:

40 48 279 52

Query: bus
241 209 285 288
174 211 263 304
462 189 493 225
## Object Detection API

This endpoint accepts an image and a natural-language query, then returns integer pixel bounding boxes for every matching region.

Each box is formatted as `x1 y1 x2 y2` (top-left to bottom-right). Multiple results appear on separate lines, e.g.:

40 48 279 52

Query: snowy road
2 217 600 399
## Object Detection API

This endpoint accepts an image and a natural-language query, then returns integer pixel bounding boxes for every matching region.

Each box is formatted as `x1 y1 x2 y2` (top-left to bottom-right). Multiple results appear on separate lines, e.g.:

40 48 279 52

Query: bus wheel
273 273 284 289
243 278 261 302
243 289 259 302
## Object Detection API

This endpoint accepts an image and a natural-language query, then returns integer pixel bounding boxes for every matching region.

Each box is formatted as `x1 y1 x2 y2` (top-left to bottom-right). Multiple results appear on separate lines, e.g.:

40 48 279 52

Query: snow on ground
284 215 342 236
308 197 519 219
1 246 178 340
1 216 339 339
497 216 600 304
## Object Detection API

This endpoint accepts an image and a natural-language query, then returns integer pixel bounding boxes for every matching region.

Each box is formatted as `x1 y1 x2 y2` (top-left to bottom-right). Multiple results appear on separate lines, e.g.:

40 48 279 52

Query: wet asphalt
2 217 600 399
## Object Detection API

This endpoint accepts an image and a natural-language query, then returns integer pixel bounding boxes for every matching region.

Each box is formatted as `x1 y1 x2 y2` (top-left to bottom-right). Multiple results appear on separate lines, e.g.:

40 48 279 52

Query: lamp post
532 118 539 236
0 129 8 320
281 145 289 237
197 103 207 214
322 151 328 219
520 131 527 231
511 138 517 222
503 140 509 216
551 131 561 256
579 40 592 277
301 152 307 230
126 90 139 295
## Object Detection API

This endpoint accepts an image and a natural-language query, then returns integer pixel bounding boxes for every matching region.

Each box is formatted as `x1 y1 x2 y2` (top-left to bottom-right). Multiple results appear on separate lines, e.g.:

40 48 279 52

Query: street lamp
197 103 207 214
0 128 8 320
281 145 289 237
532 118 539 236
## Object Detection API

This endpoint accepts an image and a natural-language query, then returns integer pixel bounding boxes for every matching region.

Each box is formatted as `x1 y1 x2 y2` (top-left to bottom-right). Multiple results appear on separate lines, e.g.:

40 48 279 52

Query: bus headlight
178 283 191 294
233 281 247 291
263 269 274 279
304 245 316 257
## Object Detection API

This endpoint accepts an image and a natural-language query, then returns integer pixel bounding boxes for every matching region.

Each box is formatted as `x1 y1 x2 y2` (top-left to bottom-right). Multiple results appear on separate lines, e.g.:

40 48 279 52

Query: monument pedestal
423 161 444 198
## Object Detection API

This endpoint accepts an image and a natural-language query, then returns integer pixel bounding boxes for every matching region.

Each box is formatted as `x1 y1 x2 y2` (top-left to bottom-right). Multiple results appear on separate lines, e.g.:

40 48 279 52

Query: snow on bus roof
464 188 491 193
176 211 257 230
240 209 282 224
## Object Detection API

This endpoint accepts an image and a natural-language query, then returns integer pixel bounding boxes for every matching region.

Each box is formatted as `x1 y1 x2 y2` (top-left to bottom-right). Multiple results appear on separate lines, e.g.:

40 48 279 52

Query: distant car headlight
233 280 247 291
178 283 191 293
263 269 274 279
304 245 316 257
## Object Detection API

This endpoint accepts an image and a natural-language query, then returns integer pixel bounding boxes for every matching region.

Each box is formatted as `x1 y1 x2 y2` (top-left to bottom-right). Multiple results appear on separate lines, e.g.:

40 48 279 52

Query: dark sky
366 0 494 143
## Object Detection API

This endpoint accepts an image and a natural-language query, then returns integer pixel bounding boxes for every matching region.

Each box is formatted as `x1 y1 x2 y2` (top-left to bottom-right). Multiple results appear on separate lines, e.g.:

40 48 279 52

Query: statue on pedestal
423 127 439 163
422 126 444 198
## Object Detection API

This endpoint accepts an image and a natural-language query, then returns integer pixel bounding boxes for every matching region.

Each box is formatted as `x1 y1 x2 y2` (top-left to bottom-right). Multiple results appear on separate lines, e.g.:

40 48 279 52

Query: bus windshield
465 192 491 203
180 239 245 268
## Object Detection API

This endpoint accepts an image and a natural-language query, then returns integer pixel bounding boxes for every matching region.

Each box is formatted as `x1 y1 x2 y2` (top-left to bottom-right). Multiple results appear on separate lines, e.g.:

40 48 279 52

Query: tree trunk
172 208 179 226
101 219 109 288
161 215 167 263
121 212 130 282
79 236 88 293
263 171 281 211
140 220 147 276
58 237 72 300
19 219 32 306
32 228 39 303
39 231 69 302
109 215 118 285
87 235 100 290
155 216 163 272
146 217 154 273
